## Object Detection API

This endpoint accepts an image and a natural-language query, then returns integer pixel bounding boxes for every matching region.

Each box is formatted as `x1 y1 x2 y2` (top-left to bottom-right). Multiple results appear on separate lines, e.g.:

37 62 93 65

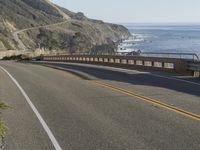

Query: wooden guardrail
42 55 200 76
188 62 200 77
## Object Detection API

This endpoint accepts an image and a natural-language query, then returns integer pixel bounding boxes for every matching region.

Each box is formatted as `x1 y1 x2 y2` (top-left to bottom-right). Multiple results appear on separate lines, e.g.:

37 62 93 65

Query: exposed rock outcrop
0 0 131 53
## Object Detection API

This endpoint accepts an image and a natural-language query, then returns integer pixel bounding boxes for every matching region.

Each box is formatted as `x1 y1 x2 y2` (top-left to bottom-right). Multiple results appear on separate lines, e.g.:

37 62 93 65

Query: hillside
0 0 131 53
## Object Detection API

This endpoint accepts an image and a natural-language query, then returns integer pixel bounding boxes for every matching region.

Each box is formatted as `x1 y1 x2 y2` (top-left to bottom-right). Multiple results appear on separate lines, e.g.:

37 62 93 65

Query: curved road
12 20 69 50
13 0 70 50
0 61 200 150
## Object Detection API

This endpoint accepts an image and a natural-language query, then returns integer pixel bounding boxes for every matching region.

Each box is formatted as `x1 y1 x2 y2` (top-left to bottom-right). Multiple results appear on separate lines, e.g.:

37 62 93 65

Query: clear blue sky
53 0 200 23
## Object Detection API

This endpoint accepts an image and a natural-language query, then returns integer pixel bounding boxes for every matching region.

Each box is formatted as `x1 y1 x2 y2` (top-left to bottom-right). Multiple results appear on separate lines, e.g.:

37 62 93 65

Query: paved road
0 61 200 150
12 0 70 50
12 20 69 50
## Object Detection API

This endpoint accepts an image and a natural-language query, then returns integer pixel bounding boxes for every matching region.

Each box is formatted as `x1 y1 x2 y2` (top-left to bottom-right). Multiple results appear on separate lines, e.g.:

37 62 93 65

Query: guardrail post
162 62 165 68
152 61 155 67
133 60 136 65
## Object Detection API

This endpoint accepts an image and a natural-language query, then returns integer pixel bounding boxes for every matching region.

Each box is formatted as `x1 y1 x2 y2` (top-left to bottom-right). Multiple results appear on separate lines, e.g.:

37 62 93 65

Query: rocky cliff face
0 0 131 53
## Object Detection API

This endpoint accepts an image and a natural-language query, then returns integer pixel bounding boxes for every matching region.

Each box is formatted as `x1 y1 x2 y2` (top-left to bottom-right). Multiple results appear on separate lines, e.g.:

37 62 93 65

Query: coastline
122 23 200 56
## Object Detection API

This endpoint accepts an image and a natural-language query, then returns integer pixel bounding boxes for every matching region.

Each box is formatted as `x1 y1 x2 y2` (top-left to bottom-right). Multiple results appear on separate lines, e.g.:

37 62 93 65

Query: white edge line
149 73 200 86
0 66 62 150
39 61 200 86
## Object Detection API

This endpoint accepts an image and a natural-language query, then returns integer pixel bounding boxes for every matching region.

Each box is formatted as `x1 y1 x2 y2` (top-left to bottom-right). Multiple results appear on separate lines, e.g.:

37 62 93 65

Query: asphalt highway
0 61 200 150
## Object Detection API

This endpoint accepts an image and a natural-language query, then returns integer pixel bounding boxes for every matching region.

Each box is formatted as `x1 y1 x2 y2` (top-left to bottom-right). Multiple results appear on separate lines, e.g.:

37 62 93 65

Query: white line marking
74 63 200 86
0 66 62 150
41 61 200 86
149 73 200 86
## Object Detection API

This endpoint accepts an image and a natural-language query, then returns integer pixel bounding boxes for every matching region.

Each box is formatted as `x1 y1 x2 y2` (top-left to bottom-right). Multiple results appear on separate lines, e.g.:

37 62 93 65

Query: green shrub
0 102 9 149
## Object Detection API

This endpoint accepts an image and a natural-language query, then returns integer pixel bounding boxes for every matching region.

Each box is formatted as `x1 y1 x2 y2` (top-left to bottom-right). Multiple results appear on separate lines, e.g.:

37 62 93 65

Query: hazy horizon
53 0 200 24
120 22 200 26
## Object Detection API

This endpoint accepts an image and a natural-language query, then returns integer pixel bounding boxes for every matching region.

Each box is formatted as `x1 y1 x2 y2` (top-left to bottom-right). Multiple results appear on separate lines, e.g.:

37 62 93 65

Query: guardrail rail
41 54 200 77
141 52 199 61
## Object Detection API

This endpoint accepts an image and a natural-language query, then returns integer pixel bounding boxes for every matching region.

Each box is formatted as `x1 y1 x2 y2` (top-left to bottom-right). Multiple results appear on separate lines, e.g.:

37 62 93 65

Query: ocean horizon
123 23 200 56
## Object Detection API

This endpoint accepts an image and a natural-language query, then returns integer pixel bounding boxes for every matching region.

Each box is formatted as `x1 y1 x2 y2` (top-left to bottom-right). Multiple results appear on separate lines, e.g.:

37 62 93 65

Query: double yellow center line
92 80 200 121
41 64 200 122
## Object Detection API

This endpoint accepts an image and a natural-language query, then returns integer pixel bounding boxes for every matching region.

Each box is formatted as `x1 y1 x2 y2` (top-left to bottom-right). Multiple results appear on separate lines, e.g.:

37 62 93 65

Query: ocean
123 23 200 56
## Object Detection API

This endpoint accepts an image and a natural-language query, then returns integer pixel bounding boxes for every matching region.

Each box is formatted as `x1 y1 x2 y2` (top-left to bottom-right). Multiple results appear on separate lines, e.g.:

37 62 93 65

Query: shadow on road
32 62 200 97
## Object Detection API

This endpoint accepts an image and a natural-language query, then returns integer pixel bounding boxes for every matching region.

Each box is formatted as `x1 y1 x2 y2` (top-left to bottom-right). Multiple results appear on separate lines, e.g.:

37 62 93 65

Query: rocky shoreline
0 0 131 54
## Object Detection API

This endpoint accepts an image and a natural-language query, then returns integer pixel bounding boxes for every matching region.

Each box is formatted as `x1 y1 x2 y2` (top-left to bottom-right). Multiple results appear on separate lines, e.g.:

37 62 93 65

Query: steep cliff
0 0 131 53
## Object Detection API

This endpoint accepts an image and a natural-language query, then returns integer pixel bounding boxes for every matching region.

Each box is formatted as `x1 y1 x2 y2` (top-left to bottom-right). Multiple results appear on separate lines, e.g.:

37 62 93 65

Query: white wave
117 48 135 53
